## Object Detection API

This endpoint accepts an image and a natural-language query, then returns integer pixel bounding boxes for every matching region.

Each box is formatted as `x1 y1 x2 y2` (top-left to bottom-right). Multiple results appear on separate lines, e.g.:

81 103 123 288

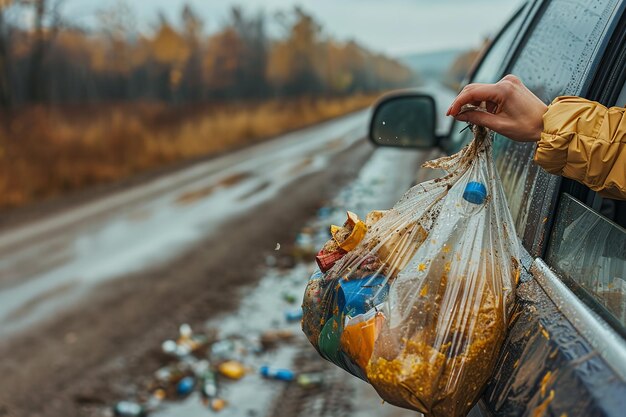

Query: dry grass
0 95 376 210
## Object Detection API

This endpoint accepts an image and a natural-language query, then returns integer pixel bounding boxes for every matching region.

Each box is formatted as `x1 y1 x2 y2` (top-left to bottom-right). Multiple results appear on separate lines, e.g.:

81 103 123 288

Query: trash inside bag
301 125 520 417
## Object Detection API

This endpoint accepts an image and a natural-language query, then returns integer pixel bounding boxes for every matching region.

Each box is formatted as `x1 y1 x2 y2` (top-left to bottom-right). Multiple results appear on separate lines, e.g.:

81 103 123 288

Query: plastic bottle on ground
285 309 303 322
176 376 195 396
259 365 295 381
200 369 219 398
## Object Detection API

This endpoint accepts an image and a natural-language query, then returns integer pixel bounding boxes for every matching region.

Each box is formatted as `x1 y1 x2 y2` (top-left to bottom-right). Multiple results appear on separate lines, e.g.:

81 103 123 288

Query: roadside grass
0 95 375 210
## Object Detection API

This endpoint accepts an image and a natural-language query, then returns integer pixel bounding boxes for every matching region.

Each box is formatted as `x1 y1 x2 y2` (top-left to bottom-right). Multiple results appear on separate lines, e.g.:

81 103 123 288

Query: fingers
446 83 504 116
485 101 498 114
454 110 503 132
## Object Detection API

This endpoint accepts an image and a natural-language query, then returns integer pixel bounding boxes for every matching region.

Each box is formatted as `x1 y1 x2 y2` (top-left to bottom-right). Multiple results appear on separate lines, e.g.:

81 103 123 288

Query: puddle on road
5 279 78 321
0 236 74 290
176 172 253 206
288 157 314 176
127 209 152 222
326 138 346 150
237 181 271 202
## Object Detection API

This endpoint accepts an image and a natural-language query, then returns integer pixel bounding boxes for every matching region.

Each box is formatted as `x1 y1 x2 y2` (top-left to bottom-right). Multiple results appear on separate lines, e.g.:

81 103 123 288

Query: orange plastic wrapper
301 125 519 417
340 311 385 370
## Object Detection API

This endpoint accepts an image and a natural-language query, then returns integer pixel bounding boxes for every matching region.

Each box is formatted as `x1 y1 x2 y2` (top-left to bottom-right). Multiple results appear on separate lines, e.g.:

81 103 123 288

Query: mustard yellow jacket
535 96 626 200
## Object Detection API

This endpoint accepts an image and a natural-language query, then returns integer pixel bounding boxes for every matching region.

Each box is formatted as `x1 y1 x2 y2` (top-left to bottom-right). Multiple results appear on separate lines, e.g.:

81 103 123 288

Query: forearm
534 96 626 199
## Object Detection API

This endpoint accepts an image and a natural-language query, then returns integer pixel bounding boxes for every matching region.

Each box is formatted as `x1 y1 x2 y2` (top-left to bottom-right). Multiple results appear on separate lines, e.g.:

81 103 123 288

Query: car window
546 194 626 331
490 0 621 243
471 9 525 85
447 5 527 151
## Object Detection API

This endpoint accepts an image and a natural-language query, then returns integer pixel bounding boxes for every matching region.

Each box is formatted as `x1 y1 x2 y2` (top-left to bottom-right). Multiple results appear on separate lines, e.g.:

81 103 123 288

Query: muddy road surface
0 111 430 417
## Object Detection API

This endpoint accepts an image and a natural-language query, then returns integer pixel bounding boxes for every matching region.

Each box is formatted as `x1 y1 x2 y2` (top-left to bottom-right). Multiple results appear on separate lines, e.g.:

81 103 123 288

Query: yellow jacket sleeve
534 96 626 200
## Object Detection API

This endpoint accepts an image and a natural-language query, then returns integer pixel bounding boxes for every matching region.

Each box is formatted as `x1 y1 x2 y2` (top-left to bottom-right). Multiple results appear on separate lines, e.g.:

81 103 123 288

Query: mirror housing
368 92 440 149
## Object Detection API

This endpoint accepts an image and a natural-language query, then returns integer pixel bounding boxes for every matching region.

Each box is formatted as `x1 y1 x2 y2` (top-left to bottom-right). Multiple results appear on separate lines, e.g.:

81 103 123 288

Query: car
368 1 626 416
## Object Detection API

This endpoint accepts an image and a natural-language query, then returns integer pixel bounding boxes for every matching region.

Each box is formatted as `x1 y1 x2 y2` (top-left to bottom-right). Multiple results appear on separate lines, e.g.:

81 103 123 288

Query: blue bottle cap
463 181 487 204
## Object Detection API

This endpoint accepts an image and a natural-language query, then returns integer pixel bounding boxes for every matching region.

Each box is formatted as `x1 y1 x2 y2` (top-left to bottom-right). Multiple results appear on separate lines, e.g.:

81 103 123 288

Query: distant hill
400 48 467 83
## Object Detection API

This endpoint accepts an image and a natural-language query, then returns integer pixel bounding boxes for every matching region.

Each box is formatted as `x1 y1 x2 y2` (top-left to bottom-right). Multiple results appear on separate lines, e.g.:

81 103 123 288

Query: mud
0 139 373 417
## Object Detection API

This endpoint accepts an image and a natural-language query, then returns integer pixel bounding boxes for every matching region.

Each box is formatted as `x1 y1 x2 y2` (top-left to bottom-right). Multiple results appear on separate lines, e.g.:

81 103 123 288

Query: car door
458 1 626 416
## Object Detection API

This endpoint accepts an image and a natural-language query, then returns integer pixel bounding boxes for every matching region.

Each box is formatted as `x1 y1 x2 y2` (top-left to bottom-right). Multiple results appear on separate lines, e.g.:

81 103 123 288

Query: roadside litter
106 139 426 417
302 125 521 417
111 315 310 416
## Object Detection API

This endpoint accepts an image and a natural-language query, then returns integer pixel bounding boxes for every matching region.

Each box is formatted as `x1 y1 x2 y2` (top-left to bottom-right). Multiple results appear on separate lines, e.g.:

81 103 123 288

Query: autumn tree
203 27 243 98
267 7 324 96
149 14 190 101
0 4 413 105
178 4 204 101
229 7 268 98
203 7 268 99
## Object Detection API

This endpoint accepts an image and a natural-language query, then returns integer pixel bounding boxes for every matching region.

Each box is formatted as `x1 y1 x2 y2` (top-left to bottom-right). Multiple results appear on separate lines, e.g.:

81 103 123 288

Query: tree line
0 1 415 107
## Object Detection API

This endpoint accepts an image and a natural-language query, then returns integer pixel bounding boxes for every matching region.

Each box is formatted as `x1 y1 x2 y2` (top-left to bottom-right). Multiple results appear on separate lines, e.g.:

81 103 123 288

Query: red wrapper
315 248 347 272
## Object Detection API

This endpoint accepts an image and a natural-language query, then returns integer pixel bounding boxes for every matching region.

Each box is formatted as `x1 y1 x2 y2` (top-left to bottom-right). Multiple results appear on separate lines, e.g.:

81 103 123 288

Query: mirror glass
369 95 437 148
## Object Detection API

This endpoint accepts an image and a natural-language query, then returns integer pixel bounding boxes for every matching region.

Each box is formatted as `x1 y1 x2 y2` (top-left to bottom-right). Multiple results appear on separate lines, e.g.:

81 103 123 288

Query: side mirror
369 94 438 149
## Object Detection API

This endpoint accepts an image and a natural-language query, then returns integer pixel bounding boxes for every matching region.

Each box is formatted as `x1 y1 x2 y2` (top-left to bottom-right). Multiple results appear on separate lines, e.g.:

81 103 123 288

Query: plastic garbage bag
301 125 520 417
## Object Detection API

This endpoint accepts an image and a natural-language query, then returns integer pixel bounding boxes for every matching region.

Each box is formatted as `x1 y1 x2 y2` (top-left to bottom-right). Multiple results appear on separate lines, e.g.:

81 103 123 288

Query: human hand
446 75 548 142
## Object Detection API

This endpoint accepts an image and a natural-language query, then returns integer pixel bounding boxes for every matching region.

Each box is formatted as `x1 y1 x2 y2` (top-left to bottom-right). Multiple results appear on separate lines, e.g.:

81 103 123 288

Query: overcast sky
62 0 524 57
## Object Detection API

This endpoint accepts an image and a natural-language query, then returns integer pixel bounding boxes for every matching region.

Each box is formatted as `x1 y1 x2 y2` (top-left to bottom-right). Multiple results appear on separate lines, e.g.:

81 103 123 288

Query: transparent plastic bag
302 125 520 417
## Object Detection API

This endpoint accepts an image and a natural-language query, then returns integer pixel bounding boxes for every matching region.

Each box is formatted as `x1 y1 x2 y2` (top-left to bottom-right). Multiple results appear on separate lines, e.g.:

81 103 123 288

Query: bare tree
97 0 136 99
180 3 204 101
23 0 64 102
0 0 13 108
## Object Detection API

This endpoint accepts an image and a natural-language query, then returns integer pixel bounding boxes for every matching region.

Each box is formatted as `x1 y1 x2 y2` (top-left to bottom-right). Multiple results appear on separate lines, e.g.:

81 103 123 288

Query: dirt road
0 111 428 417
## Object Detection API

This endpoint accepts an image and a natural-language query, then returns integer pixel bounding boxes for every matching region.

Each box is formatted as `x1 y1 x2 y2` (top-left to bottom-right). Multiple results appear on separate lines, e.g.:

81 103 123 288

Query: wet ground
0 111 369 338
124 143 428 417
0 111 434 417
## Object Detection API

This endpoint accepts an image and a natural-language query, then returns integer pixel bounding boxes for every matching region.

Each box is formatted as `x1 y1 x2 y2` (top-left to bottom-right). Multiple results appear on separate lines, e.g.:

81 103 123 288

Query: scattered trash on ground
109 317 306 416
106 208 341 416
107 149 422 417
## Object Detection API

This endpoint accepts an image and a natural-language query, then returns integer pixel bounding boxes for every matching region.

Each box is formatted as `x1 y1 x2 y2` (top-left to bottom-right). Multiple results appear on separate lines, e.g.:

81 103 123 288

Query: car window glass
512 0 619 102
471 10 524 85
546 193 626 330
490 0 619 237
448 7 527 151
